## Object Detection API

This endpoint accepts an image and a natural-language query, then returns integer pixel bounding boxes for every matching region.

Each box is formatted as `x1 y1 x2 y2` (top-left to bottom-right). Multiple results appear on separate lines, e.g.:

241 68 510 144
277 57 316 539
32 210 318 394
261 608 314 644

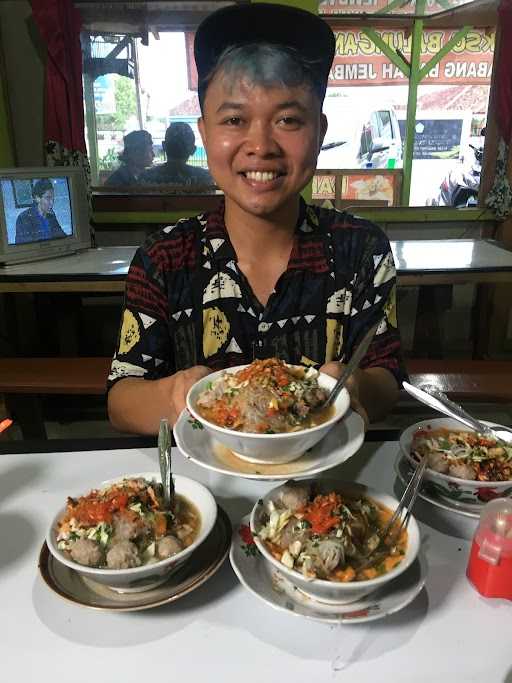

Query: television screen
1 176 73 245
0 167 91 265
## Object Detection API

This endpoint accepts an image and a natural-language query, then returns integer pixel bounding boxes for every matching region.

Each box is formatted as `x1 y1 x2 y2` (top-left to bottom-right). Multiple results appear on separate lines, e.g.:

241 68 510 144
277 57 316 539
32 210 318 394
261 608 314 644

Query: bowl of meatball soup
46 472 217 592
250 479 420 605
400 418 512 508
186 358 350 465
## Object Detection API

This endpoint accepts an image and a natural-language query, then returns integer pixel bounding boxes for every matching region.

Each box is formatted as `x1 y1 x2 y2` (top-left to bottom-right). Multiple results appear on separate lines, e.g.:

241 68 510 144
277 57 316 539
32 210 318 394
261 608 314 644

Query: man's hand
319 361 369 429
158 365 211 425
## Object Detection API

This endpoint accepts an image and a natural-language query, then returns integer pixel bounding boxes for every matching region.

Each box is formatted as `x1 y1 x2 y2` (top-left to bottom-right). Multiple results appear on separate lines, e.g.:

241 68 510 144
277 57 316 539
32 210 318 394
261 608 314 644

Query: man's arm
108 365 210 435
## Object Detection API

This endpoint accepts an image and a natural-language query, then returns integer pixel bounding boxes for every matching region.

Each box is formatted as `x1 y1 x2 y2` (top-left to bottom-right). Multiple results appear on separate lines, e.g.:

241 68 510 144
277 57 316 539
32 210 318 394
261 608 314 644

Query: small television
0 166 91 265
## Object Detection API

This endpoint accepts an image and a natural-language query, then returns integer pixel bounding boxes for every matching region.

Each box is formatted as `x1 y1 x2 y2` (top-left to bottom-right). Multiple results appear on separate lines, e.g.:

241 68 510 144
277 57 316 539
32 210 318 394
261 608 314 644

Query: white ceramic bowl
46 472 217 593
400 418 512 509
186 365 350 465
250 479 420 605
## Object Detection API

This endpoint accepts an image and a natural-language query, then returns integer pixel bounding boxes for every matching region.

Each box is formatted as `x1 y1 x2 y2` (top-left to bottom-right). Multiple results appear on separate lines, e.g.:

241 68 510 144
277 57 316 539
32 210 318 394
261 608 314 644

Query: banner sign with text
186 28 494 90
329 28 494 86
319 0 469 15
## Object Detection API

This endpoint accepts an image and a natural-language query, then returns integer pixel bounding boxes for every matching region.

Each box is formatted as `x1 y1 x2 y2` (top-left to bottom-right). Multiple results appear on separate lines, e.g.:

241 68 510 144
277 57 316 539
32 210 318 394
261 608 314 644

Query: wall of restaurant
0 0 44 166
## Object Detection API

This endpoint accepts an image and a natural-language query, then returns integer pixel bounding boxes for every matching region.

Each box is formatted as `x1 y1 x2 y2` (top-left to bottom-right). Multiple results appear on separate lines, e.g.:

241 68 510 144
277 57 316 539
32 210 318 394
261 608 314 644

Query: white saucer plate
174 409 365 481
39 507 231 611
229 515 427 624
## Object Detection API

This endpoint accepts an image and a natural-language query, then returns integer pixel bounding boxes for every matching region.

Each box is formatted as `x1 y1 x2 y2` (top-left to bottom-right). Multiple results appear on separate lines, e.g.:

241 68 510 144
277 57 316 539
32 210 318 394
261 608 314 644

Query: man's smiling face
198 74 327 221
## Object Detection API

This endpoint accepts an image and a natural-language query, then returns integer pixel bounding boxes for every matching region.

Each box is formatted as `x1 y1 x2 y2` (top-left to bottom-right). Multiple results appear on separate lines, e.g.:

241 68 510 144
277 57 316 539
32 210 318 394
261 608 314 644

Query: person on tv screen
15 178 66 244
105 130 154 186
107 4 404 435
140 122 214 187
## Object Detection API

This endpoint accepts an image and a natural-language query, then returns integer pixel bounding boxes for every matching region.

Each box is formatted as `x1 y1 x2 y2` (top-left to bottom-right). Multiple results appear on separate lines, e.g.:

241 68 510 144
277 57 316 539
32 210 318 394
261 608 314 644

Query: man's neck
126 161 144 177
224 197 300 260
165 159 188 170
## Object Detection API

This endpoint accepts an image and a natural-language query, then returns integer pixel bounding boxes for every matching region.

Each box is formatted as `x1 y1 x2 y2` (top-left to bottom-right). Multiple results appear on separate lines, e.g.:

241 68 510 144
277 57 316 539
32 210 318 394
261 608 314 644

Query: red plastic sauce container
467 498 512 600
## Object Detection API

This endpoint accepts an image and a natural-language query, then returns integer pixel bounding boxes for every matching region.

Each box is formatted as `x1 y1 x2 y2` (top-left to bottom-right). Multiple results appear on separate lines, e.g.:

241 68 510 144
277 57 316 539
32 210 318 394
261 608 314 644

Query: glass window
83 31 215 193
316 24 494 205
81 11 494 206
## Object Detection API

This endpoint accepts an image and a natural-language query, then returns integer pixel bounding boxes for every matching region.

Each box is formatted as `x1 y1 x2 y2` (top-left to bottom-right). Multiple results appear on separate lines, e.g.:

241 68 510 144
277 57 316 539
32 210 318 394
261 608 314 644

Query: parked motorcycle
429 141 483 207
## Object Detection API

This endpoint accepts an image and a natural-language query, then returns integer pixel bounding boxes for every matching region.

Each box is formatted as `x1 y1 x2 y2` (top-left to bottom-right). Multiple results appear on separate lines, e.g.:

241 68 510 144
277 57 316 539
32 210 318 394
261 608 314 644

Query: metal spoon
402 381 512 444
319 320 380 410
158 417 174 508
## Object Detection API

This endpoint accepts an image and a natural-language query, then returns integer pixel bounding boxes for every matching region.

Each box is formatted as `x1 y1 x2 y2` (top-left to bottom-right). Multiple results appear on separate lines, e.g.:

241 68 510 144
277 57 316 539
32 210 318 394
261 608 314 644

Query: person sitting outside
105 130 154 186
107 3 404 435
140 122 214 187
15 178 66 244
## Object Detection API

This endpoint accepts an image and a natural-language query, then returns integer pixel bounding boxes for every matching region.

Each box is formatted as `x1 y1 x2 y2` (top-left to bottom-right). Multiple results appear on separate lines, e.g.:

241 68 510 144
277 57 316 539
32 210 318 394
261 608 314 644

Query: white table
1 239 512 292
1 441 510 682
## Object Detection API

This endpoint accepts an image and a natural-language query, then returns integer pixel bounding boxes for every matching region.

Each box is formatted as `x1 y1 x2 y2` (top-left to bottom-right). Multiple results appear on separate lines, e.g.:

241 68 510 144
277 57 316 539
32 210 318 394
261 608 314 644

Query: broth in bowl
250 479 419 604
255 483 407 583
56 477 201 569
195 358 332 434
411 427 512 482
400 418 512 508
186 363 351 465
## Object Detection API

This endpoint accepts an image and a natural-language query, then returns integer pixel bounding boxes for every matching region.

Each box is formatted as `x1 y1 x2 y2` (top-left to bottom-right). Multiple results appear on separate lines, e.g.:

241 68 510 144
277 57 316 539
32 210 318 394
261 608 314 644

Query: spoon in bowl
158 417 175 508
402 381 512 445
319 320 381 411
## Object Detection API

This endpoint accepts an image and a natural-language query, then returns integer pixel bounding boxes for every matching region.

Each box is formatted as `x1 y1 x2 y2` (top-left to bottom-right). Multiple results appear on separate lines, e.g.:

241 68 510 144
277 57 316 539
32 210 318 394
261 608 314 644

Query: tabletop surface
1 440 510 683
1 239 512 281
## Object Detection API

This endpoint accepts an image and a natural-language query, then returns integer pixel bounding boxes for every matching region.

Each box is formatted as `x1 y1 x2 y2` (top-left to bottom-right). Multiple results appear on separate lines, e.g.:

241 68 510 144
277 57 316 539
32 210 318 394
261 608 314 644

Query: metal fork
381 454 428 544
360 455 426 569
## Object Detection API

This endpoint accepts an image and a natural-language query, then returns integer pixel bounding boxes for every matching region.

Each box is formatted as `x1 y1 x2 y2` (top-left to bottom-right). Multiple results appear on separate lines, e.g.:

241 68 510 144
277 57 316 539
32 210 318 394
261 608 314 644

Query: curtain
486 0 512 219
30 0 91 186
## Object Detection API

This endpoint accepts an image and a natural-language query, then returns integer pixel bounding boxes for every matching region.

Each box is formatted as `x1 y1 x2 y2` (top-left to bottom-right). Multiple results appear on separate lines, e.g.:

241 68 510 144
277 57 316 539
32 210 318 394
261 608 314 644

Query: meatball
112 511 148 541
277 481 311 512
106 540 141 569
303 387 328 409
449 462 477 480
427 451 450 474
69 538 103 567
316 539 344 574
157 535 183 559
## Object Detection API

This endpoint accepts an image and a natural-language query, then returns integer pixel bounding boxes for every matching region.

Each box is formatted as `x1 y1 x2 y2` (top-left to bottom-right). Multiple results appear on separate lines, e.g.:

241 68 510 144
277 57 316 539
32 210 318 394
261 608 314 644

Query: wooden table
1 438 510 683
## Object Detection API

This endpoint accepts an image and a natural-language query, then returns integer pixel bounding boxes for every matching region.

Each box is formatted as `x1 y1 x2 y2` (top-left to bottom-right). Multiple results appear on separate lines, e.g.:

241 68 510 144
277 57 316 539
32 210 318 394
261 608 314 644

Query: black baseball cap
194 3 335 108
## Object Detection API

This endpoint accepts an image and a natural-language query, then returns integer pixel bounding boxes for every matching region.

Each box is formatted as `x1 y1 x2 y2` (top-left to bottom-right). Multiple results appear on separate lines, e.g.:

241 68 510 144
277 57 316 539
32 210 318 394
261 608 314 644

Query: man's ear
319 113 328 151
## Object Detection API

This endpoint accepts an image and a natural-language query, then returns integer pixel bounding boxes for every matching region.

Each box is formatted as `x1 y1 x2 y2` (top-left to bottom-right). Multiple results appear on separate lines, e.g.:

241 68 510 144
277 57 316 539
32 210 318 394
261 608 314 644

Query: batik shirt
107 199 404 389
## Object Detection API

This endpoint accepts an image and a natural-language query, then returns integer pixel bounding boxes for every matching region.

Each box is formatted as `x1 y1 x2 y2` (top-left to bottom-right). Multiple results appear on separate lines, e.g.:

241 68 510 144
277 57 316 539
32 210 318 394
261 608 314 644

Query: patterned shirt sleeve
343 222 406 386
107 244 173 390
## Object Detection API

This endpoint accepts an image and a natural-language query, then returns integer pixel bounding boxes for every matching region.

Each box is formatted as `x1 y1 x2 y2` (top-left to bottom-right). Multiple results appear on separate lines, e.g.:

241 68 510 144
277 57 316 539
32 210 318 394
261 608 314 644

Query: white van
317 97 403 170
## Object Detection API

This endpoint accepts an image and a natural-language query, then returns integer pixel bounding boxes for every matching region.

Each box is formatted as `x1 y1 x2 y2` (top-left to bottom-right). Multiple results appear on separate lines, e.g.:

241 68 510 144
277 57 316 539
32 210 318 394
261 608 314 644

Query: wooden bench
0 357 111 439
1 357 511 438
0 357 111 395
405 359 512 403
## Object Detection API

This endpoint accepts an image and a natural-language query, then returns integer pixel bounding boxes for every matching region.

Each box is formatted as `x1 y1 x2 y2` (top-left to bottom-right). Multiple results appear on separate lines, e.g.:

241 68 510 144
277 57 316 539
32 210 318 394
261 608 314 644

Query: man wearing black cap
107 3 404 435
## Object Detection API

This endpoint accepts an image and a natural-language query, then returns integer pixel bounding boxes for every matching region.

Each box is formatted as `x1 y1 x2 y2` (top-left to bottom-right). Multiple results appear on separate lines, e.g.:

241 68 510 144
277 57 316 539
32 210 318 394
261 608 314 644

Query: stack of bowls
399 418 512 509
